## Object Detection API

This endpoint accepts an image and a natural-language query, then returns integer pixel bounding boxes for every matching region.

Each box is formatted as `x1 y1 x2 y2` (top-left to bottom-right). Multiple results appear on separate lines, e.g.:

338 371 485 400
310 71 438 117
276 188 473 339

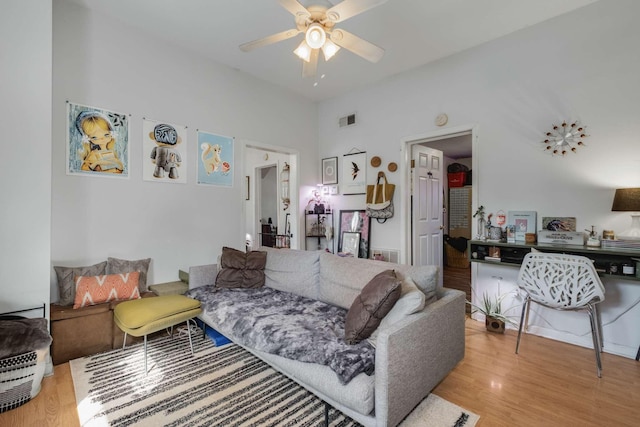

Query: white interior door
412 145 444 283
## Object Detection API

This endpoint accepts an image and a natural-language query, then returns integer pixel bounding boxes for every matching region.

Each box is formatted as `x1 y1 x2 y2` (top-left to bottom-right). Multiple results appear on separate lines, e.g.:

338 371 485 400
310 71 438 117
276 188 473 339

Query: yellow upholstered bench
113 295 202 373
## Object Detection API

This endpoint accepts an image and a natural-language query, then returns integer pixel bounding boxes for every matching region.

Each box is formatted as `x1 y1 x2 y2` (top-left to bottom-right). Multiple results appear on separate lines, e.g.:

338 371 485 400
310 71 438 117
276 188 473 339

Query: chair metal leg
144 334 148 375
515 297 530 354
595 303 604 352
122 332 128 351
524 297 532 332
186 320 195 356
587 306 602 378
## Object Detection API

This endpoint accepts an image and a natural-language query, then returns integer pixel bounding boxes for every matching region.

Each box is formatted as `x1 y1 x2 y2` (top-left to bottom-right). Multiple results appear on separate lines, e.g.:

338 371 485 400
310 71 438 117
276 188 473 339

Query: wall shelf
305 212 333 252
469 240 640 281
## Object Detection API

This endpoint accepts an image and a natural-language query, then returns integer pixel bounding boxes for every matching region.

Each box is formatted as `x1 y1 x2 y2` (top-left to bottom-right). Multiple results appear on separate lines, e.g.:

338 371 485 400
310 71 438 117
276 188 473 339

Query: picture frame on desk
508 211 537 241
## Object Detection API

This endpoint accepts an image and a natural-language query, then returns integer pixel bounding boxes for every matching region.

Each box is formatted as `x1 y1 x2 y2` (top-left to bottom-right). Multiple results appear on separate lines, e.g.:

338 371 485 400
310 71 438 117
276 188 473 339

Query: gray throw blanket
0 318 52 359
186 286 375 384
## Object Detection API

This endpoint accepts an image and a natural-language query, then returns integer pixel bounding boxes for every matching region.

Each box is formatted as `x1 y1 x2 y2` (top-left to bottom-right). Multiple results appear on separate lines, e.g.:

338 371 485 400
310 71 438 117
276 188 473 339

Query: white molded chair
515 252 605 377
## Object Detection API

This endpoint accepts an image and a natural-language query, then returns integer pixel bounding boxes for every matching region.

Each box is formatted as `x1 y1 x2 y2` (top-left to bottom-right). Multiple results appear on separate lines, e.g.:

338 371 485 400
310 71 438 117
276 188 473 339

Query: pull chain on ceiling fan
239 0 387 78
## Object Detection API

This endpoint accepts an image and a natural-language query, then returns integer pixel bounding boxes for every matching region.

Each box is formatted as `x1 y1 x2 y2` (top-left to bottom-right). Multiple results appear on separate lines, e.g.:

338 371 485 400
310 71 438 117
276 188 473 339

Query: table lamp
611 188 640 238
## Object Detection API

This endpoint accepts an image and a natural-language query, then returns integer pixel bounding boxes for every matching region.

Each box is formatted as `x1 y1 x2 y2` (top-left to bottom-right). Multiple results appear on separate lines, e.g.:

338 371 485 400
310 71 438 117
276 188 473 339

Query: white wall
317 0 640 358
51 0 317 300
319 0 640 253
0 1 52 317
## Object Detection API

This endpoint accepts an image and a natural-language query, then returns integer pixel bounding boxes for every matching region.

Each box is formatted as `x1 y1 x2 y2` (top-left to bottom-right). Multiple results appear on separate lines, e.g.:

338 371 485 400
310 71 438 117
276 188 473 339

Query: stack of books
601 239 640 250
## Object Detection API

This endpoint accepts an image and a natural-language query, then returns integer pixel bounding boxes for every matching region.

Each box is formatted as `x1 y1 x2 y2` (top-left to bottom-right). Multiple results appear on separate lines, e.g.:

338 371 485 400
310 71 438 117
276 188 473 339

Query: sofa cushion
318 253 400 309
106 257 151 293
261 247 321 300
216 247 267 289
54 261 108 306
344 269 401 344
401 265 439 302
250 347 375 417
73 272 141 309
367 274 426 346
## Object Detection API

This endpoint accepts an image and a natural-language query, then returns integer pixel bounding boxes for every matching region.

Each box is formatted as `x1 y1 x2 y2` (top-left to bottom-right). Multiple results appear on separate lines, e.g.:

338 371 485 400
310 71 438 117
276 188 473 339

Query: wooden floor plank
434 320 640 427
1 318 638 426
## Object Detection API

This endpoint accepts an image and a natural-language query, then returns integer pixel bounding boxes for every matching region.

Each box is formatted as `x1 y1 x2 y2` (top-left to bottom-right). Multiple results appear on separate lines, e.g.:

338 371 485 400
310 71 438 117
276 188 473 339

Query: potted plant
467 291 518 333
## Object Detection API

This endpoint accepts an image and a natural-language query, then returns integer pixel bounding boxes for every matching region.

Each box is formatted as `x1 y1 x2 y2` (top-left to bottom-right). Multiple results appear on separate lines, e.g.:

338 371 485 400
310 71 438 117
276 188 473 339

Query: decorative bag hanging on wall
365 171 395 223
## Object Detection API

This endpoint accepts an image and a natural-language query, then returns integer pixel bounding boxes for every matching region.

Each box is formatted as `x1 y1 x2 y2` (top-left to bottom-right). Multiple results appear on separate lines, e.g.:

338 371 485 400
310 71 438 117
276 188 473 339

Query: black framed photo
322 157 338 185
338 209 371 258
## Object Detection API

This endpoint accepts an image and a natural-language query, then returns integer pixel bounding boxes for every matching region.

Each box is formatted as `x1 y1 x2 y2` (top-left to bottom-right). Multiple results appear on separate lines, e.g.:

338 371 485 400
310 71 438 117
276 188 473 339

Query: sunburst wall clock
542 121 588 156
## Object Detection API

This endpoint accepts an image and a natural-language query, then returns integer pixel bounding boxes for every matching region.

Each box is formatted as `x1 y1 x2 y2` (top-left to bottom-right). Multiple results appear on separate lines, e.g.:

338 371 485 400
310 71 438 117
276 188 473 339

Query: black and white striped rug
70 332 478 427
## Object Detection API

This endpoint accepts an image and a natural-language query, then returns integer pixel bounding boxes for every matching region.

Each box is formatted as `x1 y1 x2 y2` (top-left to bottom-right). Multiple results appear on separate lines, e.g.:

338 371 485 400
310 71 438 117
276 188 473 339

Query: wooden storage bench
50 292 156 365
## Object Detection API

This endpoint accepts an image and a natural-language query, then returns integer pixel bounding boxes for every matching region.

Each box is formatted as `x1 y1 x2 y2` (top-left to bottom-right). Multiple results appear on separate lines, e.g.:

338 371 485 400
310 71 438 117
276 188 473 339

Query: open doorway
403 127 475 305
244 143 299 250
256 164 278 247
422 134 472 303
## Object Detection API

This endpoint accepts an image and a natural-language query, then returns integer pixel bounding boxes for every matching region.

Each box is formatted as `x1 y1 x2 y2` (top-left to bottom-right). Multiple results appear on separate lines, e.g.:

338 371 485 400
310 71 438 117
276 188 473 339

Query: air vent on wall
370 248 400 263
338 113 356 128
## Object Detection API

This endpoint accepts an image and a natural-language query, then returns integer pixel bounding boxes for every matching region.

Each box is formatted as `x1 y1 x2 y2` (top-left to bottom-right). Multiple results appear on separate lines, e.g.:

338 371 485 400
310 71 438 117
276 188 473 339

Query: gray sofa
188 248 465 427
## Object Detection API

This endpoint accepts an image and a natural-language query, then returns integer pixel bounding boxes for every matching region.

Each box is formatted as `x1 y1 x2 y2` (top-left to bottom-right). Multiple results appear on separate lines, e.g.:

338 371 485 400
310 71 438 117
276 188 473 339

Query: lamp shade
293 40 312 62
305 23 326 49
611 188 640 211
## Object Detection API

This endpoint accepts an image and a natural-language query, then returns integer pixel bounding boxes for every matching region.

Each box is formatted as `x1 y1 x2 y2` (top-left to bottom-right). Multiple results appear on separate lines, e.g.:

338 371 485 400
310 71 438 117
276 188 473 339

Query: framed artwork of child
67 102 129 178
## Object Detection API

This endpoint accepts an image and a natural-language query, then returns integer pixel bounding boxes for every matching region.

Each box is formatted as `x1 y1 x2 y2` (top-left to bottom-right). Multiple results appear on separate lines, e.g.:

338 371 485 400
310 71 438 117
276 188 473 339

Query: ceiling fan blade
239 29 301 52
325 0 388 24
279 0 311 20
302 49 319 78
329 29 384 63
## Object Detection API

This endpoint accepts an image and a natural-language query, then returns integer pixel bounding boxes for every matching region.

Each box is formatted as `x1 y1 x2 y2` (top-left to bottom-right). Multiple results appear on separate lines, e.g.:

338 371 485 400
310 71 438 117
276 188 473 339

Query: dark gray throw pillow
54 261 107 306
344 269 402 344
215 246 267 289
106 257 151 293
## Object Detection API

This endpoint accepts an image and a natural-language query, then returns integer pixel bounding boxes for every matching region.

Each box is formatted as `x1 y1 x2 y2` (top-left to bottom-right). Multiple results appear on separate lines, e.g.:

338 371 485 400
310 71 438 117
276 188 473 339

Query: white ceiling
67 0 598 102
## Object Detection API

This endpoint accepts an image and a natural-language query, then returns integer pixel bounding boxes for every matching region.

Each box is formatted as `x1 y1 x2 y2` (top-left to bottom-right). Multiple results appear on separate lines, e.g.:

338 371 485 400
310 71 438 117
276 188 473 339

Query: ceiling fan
239 0 387 78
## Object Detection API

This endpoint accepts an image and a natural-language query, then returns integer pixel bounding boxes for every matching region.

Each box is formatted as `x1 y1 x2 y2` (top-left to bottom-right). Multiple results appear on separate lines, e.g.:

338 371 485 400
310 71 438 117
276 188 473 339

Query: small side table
148 280 188 296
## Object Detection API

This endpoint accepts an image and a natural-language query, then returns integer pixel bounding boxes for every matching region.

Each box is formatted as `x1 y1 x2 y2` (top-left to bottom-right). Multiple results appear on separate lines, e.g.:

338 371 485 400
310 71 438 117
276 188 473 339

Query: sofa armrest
188 264 218 289
374 287 466 427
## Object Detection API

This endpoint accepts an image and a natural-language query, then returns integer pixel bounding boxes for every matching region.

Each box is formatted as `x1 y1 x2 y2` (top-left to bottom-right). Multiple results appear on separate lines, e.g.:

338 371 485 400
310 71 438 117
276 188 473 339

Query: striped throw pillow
73 272 141 309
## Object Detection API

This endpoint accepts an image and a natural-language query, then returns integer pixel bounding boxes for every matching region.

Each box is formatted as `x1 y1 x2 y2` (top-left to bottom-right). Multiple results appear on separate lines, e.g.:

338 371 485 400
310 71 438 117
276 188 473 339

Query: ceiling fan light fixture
321 39 340 61
305 23 326 49
293 40 312 62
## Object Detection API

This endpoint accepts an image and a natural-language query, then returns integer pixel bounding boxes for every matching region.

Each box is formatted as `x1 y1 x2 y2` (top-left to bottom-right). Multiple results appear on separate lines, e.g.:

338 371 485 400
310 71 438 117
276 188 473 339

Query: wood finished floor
443 264 471 312
1 321 638 426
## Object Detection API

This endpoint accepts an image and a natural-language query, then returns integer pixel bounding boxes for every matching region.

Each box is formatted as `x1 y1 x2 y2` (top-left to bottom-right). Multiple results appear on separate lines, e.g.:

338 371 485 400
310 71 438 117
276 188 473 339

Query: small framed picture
341 232 361 257
508 211 537 241
322 157 338 185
